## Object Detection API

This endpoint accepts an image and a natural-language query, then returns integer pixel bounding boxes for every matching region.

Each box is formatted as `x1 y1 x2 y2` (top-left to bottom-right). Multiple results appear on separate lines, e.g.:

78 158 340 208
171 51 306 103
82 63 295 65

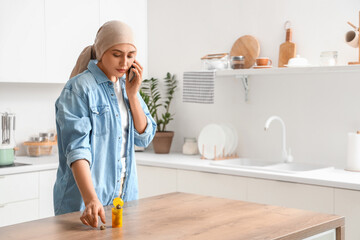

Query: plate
226 123 238 154
198 124 225 159
220 124 234 156
253 65 272 69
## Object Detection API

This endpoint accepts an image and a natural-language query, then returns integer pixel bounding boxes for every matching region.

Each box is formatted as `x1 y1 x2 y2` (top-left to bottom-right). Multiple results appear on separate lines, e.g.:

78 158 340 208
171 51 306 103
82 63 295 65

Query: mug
256 57 272 66
345 30 359 48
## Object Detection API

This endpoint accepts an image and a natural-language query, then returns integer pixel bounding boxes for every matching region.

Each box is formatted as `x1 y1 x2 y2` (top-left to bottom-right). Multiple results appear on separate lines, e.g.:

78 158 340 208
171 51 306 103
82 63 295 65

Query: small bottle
182 138 198 155
231 56 245 69
112 197 124 228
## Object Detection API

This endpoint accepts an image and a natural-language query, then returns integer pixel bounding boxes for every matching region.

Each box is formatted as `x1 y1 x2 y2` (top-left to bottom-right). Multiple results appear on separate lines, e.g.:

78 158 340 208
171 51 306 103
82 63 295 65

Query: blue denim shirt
53 60 156 215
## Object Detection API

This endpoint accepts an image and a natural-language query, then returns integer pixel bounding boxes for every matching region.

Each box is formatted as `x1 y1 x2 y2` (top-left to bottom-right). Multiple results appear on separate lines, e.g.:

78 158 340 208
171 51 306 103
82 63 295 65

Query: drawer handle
0 176 4 179
0 204 5 208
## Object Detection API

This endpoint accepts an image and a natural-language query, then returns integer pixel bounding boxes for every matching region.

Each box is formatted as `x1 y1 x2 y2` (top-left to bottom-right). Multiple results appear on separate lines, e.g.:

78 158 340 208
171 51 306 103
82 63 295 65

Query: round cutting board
230 35 260 69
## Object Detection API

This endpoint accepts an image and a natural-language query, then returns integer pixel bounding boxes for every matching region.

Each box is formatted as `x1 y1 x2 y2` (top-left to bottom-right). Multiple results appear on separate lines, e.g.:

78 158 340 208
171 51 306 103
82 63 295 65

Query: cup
345 30 359 48
256 57 272 66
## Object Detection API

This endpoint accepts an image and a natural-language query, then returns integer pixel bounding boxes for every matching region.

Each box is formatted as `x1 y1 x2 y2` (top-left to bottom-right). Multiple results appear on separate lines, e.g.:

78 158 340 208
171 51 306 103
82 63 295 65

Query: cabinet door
0 0 45 83
99 0 148 78
247 178 334 214
177 170 247 201
334 188 360 240
137 165 177 198
0 172 39 204
39 169 57 218
0 199 39 227
45 0 99 83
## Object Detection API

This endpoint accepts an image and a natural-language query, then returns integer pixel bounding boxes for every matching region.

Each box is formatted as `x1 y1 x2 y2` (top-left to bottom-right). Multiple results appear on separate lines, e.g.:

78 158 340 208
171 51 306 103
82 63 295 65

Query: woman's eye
127 55 134 59
113 54 121 57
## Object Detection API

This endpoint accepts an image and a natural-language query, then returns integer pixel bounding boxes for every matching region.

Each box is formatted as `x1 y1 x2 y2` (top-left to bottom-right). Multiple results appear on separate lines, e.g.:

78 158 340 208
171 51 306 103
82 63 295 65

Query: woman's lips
117 69 126 73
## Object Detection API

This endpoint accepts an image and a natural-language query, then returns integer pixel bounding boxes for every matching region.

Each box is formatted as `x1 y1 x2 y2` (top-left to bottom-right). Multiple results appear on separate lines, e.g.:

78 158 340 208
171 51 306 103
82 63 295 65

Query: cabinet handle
0 176 4 179
0 204 5 208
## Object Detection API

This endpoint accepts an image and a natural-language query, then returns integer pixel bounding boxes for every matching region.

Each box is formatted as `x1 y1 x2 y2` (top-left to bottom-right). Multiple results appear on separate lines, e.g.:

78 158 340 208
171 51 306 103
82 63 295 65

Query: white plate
198 124 225 159
226 123 238 154
220 124 234 156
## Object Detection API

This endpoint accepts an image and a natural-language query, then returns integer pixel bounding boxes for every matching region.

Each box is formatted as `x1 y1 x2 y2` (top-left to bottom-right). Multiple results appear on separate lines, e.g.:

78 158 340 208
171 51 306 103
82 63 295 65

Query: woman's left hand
125 59 143 98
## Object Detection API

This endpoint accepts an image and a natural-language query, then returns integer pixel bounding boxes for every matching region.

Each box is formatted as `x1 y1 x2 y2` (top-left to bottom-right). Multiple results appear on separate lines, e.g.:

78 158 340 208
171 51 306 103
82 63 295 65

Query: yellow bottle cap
113 197 124 207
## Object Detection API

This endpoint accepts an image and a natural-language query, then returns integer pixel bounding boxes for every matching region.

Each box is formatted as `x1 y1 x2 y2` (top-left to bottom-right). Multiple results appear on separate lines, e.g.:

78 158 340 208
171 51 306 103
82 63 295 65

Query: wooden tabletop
0 192 344 240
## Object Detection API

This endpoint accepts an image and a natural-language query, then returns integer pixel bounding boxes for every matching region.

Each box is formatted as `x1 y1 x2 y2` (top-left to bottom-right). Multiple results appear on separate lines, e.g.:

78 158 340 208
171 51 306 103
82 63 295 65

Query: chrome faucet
264 116 293 163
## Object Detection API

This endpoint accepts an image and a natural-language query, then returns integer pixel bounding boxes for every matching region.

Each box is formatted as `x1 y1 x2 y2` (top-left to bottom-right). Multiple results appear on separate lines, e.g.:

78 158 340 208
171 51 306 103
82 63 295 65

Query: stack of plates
197 123 238 159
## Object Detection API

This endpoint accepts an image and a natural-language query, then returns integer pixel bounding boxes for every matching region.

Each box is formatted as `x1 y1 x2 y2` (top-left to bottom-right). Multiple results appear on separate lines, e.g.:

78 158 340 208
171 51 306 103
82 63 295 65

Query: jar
231 56 245 69
319 51 337 66
182 138 198 155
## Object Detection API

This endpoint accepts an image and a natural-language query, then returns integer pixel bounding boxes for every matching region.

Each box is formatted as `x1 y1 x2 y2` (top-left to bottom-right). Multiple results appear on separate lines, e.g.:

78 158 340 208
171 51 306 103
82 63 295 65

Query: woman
53 20 156 228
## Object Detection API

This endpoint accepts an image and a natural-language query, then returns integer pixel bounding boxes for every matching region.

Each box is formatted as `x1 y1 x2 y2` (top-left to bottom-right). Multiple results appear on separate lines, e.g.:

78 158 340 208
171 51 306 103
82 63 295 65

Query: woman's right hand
80 198 106 228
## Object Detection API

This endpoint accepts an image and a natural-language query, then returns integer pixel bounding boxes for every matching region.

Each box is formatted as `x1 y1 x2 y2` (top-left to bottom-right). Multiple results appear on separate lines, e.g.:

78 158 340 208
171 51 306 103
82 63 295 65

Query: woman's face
97 43 137 81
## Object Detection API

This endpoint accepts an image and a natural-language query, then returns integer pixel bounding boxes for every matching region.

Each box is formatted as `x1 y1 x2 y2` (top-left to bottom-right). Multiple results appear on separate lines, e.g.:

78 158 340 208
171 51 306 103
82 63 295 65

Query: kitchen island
0 192 344 240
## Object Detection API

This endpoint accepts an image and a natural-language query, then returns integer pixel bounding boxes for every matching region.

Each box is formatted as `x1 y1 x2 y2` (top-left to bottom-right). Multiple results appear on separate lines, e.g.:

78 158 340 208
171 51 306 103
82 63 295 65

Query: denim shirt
53 60 156 215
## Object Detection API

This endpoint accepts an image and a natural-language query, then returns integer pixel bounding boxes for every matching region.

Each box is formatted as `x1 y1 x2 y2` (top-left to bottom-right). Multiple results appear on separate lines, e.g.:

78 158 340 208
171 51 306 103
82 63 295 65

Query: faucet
264 116 293 163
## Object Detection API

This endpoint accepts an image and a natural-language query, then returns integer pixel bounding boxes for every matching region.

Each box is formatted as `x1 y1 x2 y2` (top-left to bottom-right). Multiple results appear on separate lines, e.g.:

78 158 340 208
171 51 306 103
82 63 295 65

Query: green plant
140 72 177 132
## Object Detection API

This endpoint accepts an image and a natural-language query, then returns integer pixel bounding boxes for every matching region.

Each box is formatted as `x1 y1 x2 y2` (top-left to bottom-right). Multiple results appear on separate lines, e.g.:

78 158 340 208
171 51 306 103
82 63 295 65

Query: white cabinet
0 172 39 227
247 178 334 214
0 199 39 227
137 165 177 198
334 188 360 240
177 170 247 201
39 169 57 218
0 0 46 83
44 0 99 83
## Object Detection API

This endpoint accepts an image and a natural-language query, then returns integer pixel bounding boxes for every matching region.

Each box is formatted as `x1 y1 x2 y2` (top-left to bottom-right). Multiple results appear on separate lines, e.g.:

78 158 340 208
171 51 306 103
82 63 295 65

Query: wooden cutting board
230 35 260 68
278 28 296 67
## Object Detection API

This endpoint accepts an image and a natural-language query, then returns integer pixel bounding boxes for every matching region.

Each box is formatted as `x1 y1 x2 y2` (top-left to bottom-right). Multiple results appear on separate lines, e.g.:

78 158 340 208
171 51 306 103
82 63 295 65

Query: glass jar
319 51 337 66
182 138 198 155
231 56 245 69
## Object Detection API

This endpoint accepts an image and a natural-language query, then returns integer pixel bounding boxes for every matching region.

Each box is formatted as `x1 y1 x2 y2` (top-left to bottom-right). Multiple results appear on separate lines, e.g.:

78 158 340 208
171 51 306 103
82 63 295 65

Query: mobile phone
128 65 135 82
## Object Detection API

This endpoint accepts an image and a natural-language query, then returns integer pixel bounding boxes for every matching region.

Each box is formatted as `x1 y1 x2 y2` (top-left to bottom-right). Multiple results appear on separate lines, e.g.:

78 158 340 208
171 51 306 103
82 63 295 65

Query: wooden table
0 192 344 240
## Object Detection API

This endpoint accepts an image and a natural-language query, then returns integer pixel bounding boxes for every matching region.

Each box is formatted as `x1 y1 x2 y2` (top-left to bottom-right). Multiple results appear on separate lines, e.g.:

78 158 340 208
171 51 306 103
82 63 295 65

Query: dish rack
23 140 57 157
200 144 238 160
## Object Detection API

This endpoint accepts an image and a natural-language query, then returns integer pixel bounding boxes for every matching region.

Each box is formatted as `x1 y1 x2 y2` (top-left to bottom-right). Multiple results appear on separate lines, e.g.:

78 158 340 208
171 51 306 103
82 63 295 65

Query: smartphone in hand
128 65 135 82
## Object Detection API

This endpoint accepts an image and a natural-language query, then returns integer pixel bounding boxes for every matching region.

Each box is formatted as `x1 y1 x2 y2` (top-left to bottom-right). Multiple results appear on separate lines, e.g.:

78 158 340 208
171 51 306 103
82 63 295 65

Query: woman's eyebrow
112 49 136 53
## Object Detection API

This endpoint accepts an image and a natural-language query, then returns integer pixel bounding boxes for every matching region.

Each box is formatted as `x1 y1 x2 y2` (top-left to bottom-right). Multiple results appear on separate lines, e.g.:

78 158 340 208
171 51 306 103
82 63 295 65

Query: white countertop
3 152 360 191
135 152 360 191
0 155 58 176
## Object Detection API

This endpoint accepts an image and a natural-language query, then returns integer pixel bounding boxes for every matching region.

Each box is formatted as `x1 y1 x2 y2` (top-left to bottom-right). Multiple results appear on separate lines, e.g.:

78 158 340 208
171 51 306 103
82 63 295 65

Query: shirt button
117 180 120 183
116 114 119 117
118 159 120 162
118 137 121 140
111 94 114 96
109 83 112 86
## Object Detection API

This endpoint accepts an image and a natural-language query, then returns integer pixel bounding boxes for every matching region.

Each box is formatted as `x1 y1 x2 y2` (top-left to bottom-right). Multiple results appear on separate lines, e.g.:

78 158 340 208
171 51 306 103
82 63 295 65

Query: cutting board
278 28 296 67
230 35 260 69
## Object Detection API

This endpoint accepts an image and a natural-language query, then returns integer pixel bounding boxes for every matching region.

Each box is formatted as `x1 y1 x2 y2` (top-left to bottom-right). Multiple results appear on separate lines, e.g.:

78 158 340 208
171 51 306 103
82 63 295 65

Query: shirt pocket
90 105 110 136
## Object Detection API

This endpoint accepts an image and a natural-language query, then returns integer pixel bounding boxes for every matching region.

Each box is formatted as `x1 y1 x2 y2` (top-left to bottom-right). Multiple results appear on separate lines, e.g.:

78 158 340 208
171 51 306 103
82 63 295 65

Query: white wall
148 0 360 168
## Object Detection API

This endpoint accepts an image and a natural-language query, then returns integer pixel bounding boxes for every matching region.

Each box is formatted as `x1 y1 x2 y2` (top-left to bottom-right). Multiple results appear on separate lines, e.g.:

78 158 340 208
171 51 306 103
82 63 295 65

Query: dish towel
182 71 216 104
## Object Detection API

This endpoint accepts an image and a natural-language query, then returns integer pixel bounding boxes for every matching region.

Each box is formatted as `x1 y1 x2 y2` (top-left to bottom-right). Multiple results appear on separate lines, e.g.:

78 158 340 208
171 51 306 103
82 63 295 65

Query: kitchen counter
136 152 360 191
0 155 58 176
0 192 344 240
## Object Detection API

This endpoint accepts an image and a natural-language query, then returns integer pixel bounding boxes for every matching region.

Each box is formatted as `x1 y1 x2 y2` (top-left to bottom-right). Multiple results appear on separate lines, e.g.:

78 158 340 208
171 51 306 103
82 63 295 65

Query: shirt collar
87 60 110 85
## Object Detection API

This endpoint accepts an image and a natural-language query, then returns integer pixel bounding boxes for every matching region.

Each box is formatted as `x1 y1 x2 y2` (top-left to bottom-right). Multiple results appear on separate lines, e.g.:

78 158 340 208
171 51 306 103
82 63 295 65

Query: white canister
346 132 360 171
182 138 198 155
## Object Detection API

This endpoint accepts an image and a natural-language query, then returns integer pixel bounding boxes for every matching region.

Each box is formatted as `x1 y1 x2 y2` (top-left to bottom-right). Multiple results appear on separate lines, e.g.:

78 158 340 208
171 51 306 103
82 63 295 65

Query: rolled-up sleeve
134 93 157 147
56 88 92 168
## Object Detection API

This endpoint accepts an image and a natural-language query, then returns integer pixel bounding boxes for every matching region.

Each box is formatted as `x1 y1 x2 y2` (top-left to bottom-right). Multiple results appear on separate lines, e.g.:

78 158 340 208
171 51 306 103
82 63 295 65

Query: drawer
0 199 39 227
0 172 39 204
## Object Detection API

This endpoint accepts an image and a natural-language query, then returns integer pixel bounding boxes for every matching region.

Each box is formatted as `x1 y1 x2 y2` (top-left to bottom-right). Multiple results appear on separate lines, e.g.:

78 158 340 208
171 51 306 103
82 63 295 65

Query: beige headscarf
70 20 136 79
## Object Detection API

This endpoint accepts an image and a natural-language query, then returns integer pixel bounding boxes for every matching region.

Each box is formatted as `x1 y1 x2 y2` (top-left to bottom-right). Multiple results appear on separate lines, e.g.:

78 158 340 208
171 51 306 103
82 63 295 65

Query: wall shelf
216 65 360 101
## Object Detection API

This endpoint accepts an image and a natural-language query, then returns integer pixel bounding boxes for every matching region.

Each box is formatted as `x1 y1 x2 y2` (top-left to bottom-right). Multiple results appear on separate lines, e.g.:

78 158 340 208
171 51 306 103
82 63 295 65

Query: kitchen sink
210 158 333 174
261 162 334 173
210 158 275 169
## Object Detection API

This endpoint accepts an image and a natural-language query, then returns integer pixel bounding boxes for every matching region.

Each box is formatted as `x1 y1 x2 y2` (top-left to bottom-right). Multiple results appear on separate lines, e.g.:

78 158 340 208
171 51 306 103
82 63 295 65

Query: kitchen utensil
285 55 310 67
346 11 360 65
230 35 260 69
0 145 15 166
198 124 225 159
278 21 296 67
255 57 272 66
230 56 245 69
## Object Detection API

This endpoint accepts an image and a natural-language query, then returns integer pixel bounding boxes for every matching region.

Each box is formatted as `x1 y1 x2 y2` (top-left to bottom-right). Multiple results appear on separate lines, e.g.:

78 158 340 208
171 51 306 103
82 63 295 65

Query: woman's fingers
99 207 106 224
